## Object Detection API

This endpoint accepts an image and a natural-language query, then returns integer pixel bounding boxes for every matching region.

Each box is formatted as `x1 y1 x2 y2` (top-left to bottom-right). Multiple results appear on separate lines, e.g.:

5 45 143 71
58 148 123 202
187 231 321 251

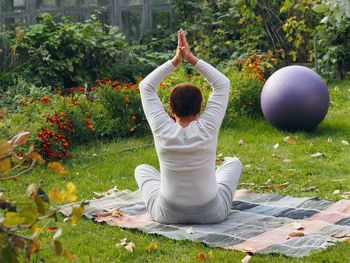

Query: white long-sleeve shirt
139 59 230 206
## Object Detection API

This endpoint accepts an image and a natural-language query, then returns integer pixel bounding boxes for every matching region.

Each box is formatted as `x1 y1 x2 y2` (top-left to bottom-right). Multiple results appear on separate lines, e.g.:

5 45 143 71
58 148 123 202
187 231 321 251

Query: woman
135 29 242 224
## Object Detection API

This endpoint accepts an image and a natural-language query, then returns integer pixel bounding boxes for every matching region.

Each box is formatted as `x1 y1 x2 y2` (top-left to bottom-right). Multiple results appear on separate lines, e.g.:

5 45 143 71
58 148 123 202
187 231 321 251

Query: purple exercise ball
261 66 329 131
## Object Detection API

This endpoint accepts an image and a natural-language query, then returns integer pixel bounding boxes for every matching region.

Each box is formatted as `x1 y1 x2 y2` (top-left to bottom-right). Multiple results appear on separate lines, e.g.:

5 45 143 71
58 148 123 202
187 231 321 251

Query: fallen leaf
300 186 317 192
341 140 349 145
273 143 279 149
92 186 118 199
31 151 45 165
239 139 245 145
116 238 128 247
327 138 333 143
284 136 297 144
70 204 84 225
331 233 348 238
341 195 349 199
241 254 252 263
47 226 58 232
292 222 305 231
186 227 195 234
208 251 213 258
283 159 292 163
196 252 207 261
144 242 157 252
287 232 305 239
310 152 326 158
333 190 341 194
48 162 66 174
276 182 289 189
125 242 135 252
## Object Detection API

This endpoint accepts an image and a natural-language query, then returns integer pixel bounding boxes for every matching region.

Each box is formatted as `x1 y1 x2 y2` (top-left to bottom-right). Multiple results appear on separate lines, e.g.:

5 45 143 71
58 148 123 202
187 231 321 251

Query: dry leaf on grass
239 139 245 145
94 210 124 218
273 143 279 149
284 136 297 144
310 152 326 158
241 254 252 263
116 238 135 252
333 190 341 194
196 252 207 261
341 140 349 145
144 242 157 252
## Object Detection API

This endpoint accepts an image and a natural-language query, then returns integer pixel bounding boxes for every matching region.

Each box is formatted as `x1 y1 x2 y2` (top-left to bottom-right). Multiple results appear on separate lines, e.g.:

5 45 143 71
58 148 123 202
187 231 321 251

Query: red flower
85 112 90 115
91 87 97 91
41 96 51 104
85 118 91 125
88 125 94 130
78 87 85 92
17 152 23 157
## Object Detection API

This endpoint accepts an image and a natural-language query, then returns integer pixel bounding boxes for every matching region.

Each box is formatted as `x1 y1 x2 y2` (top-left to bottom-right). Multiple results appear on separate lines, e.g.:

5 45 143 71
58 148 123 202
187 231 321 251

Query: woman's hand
171 29 183 67
179 30 198 66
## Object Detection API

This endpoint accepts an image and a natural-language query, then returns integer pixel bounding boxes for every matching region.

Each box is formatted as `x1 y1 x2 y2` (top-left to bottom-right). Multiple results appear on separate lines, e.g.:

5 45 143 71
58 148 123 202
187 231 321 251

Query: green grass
4 80 350 262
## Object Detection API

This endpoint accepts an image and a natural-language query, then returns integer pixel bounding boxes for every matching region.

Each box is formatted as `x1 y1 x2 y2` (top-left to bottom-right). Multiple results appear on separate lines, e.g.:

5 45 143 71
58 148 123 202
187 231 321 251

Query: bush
5 13 126 88
224 70 264 123
95 79 148 137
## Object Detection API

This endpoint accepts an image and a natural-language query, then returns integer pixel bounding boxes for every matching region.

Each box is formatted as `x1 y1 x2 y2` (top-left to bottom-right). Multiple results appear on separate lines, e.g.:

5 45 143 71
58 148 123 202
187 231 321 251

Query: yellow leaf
3 212 25 227
18 207 37 224
31 151 45 165
48 188 65 204
66 182 76 193
144 242 157 252
0 140 12 174
70 204 84 225
33 194 46 215
124 242 135 252
283 135 297 144
48 162 66 174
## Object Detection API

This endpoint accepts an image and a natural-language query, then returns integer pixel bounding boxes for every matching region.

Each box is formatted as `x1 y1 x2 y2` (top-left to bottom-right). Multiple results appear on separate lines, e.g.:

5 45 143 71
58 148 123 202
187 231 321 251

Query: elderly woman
135 30 242 224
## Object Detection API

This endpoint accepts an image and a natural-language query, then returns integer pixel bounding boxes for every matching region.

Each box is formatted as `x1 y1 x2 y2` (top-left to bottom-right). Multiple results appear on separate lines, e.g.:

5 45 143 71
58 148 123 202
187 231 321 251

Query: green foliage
2 77 49 110
0 133 83 261
5 13 126 88
314 0 350 79
95 82 148 138
223 70 264 122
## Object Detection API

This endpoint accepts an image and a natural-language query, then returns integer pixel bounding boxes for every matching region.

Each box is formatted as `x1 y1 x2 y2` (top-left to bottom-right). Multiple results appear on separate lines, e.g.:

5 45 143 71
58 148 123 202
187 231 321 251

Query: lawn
4 80 350 262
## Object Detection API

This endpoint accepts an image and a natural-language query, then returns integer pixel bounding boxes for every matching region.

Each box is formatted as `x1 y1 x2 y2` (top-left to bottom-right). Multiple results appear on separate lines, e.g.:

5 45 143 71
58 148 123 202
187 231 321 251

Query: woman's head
170 83 203 117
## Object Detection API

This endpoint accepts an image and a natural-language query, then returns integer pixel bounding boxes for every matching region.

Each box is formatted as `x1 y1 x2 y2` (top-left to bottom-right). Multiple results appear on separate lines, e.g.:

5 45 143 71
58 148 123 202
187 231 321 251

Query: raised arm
180 31 230 132
139 30 183 133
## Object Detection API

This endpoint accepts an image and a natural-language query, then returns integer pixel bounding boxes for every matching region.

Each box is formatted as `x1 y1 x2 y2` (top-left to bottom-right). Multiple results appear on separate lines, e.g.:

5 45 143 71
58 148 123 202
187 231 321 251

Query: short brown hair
170 83 203 117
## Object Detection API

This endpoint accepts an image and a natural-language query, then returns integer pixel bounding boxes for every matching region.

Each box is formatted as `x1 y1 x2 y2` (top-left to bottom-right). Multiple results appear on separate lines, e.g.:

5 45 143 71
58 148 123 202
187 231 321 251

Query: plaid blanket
58 189 350 257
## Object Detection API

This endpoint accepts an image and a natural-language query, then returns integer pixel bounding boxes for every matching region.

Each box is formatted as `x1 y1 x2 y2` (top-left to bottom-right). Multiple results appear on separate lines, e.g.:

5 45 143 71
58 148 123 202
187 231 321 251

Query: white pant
135 157 242 224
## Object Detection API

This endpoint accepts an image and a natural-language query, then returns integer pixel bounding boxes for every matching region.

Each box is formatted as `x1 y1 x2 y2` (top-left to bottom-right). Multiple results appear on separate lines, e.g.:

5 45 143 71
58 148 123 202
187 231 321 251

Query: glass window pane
65 0 78 7
151 0 171 4
120 0 142 6
121 9 141 40
4 16 26 30
152 9 171 29
1 0 26 12
37 0 59 9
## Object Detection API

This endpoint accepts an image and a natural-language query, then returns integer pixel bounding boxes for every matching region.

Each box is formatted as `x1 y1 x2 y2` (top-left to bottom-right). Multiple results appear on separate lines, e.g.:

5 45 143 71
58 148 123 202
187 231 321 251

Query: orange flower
129 127 135 132
68 104 74 107
41 96 51 104
74 101 80 105
85 112 90 115
88 125 94 129
60 112 65 116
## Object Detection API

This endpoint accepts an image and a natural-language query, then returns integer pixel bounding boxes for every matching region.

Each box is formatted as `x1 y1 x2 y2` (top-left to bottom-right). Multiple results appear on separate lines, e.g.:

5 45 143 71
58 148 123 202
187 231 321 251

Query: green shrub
224 70 264 123
5 13 126 88
95 80 148 137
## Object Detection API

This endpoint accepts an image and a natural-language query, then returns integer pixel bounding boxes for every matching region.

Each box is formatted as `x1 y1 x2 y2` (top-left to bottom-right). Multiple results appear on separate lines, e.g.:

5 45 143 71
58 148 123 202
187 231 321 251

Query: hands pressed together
171 29 198 67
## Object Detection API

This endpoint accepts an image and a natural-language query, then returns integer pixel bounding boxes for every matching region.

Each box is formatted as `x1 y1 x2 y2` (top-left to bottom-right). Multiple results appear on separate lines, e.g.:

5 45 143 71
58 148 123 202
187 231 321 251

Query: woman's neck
174 115 197 128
